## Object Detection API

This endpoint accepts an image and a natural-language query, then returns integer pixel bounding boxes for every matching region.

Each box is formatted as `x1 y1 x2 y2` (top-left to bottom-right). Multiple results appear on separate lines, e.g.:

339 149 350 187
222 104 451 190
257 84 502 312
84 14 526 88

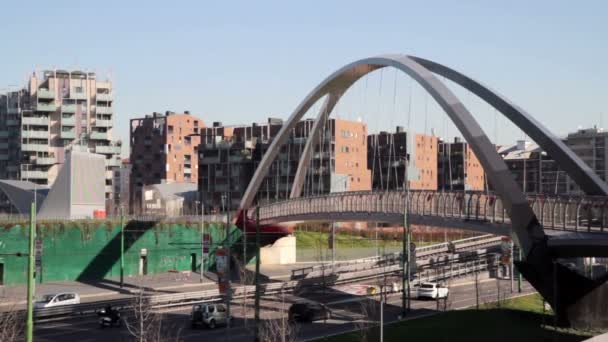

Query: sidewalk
0 263 302 308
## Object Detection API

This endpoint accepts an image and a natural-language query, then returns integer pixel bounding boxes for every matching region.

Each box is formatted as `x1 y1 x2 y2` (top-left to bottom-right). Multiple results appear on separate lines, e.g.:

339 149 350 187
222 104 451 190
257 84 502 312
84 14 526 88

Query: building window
74 86 83 93
168 125 174 134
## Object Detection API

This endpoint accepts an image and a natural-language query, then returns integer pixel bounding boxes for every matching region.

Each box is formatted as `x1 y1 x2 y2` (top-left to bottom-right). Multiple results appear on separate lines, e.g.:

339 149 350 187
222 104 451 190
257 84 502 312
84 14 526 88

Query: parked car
34 293 81 309
288 301 331 322
417 282 449 300
190 303 229 329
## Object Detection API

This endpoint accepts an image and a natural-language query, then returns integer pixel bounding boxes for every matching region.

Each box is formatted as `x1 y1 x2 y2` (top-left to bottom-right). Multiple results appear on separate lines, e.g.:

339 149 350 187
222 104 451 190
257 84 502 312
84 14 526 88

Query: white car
34 293 81 309
417 282 449 299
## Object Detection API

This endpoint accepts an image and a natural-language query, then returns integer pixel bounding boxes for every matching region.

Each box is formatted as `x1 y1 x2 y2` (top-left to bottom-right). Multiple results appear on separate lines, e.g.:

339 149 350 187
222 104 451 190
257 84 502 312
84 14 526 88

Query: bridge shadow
75 220 179 295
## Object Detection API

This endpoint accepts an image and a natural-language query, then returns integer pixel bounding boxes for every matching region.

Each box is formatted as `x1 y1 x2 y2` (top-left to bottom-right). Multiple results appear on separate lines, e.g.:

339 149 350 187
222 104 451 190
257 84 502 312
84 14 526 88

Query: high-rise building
563 127 608 194
0 70 122 212
437 137 485 191
198 117 371 212
367 127 438 191
113 158 131 215
497 140 565 194
129 111 203 213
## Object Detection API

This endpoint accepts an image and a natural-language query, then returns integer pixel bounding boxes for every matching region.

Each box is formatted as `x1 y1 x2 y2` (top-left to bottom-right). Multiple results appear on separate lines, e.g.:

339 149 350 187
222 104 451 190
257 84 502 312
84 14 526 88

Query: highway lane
33 278 537 341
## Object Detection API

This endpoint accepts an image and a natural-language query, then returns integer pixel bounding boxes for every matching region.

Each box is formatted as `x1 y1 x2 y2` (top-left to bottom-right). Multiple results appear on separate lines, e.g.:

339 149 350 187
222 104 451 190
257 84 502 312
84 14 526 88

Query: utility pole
331 221 335 272
120 207 125 288
26 202 36 342
402 156 411 316
254 206 261 342
225 191 232 342
200 201 205 283
517 246 522 293
510 239 514 292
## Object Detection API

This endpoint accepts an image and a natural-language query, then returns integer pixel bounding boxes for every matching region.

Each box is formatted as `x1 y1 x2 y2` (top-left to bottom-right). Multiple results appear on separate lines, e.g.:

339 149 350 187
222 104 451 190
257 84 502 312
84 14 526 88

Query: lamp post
401 156 411 317
26 201 36 342
120 206 125 288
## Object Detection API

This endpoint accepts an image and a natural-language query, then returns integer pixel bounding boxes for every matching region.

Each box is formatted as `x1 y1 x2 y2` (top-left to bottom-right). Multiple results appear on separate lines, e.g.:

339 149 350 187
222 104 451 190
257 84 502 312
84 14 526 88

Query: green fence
0 220 242 286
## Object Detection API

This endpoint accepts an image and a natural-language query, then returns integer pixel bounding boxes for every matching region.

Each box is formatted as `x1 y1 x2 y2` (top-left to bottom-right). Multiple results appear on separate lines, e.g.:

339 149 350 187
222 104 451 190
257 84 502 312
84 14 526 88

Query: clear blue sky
1 0 606 154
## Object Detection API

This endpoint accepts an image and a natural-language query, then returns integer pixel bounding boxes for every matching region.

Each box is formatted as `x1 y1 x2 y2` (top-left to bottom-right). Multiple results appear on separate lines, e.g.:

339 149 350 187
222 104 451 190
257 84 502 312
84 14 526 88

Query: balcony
105 158 120 168
61 116 75 126
96 106 113 115
201 157 220 164
105 185 113 193
96 93 112 102
22 144 48 152
0 131 7 138
60 130 77 139
95 119 113 128
6 119 19 126
0 154 8 161
37 89 55 99
36 103 56 112
90 131 108 140
62 104 77 113
0 143 8 149
22 117 49 126
35 157 56 165
70 91 87 100
22 130 49 139
184 167 192 174
7 107 19 115
95 145 121 154
21 170 47 179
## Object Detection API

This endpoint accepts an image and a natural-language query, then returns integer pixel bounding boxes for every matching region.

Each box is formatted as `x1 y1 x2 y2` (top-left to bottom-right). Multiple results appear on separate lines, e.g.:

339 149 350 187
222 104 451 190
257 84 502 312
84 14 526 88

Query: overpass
233 54 608 328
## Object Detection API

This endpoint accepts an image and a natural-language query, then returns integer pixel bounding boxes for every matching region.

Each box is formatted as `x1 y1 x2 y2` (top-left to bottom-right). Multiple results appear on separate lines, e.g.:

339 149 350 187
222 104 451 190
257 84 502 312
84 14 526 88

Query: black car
288 301 331 322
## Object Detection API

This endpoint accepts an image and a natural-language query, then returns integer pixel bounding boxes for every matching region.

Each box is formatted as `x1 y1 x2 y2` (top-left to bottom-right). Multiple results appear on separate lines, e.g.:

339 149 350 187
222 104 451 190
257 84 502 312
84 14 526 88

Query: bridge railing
259 190 608 233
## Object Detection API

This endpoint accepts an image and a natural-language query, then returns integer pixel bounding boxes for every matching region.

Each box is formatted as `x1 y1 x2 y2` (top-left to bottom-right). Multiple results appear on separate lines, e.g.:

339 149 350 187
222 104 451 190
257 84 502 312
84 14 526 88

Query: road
33 278 536 341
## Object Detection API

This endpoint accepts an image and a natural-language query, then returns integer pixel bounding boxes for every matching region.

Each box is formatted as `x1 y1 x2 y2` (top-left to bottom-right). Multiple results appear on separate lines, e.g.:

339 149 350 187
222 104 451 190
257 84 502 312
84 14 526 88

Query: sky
1 0 606 156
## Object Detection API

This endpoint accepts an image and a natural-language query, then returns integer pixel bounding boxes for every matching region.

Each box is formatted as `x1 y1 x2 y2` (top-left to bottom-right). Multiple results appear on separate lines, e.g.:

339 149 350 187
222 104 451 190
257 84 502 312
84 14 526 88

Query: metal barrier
259 190 608 233
290 234 503 280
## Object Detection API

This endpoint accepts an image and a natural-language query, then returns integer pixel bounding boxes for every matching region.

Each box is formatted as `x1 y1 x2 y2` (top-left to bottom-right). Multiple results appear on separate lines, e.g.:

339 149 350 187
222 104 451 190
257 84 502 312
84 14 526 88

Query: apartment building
129 111 203 213
367 127 438 191
497 141 566 194
563 127 608 194
437 137 485 191
198 117 371 212
198 122 253 212
112 158 131 214
0 70 121 212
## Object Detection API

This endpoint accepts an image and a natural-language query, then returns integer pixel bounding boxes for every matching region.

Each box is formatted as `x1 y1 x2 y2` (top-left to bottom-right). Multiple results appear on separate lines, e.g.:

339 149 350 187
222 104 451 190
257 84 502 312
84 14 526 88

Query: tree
236 257 255 329
124 283 182 342
0 307 24 342
258 283 298 342
354 299 380 342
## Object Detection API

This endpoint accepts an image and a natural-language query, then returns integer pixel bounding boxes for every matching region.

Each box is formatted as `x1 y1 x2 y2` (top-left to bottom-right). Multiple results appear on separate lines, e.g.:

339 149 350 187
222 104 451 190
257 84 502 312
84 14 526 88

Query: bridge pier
516 241 608 330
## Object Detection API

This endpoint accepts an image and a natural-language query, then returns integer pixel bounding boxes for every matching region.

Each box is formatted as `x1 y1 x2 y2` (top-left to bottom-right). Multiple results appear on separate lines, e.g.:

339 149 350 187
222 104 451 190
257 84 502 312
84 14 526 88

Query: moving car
190 303 228 329
98 306 122 328
34 293 81 309
288 301 331 322
417 282 449 299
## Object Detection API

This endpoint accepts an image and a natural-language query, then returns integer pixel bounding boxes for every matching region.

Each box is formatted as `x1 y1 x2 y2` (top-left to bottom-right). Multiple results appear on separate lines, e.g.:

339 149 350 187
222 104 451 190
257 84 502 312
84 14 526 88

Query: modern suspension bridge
234 54 608 329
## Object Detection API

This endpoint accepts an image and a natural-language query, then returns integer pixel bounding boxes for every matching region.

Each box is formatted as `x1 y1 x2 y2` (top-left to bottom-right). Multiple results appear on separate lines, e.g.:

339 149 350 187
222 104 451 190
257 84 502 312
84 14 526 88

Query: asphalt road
33 278 536 342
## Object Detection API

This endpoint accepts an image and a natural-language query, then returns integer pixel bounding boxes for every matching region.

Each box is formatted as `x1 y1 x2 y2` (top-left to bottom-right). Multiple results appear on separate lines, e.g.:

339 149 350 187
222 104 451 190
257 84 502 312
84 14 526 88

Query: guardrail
291 234 503 280
28 242 501 323
259 190 608 233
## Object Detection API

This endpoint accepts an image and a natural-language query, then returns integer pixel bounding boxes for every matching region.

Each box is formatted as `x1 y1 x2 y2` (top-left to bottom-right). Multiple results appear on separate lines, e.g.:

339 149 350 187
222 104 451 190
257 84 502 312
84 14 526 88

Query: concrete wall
260 235 296 265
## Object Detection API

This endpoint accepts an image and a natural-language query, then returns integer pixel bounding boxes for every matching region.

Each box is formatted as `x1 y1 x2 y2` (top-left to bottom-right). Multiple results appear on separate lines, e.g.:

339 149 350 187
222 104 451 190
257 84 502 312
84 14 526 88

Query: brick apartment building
198 117 371 212
129 111 203 213
437 137 485 191
367 127 438 191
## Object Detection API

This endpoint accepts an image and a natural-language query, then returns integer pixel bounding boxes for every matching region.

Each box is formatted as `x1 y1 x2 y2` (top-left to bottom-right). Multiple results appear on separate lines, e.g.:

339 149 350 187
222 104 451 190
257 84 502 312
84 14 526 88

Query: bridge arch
411 56 608 196
240 54 544 255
